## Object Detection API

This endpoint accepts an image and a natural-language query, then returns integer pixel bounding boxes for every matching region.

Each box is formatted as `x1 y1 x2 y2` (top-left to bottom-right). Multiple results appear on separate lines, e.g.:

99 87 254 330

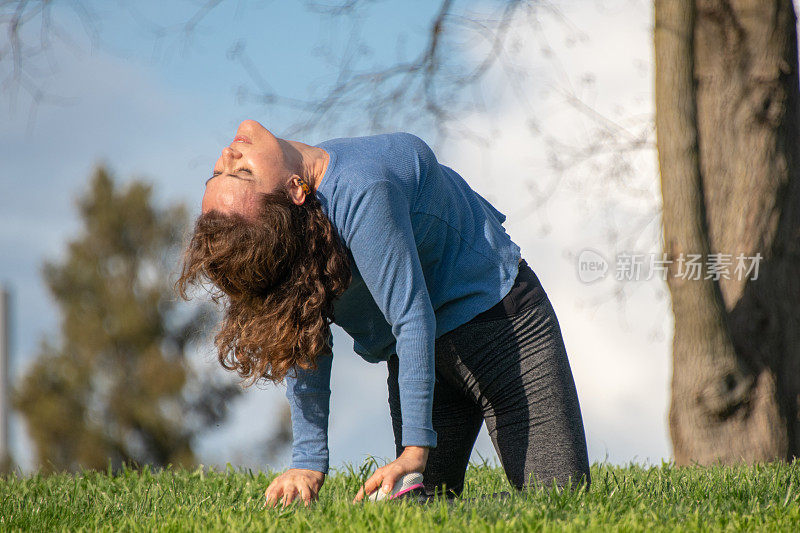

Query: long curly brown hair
176 186 351 385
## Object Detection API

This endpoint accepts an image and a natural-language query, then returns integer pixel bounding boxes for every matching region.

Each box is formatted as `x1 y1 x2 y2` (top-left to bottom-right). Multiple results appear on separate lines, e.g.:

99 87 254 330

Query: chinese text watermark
576 249 763 284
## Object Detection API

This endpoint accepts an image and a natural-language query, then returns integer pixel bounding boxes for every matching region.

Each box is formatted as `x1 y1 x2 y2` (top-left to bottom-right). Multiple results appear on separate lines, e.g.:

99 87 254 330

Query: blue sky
1 0 669 471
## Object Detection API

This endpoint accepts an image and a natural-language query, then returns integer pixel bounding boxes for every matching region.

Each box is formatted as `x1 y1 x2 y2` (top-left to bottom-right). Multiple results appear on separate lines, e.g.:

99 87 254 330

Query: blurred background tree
12 167 240 472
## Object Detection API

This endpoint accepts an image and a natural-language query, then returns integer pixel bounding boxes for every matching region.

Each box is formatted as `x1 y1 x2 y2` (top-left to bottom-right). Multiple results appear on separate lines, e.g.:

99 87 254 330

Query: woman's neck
284 140 330 191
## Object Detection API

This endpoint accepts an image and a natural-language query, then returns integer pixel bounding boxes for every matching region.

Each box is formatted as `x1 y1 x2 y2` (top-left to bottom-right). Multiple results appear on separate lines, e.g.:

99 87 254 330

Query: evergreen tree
14 166 239 471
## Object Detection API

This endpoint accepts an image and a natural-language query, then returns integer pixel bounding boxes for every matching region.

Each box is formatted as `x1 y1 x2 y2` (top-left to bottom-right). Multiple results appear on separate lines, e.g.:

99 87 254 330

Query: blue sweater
284 132 522 473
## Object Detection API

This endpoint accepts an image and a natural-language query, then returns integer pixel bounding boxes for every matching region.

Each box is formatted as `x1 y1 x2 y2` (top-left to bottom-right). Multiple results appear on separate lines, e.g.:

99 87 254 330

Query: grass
1 460 799 532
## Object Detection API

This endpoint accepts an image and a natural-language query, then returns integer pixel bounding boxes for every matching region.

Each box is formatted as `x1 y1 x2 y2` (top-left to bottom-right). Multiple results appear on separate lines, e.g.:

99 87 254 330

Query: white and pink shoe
367 472 425 502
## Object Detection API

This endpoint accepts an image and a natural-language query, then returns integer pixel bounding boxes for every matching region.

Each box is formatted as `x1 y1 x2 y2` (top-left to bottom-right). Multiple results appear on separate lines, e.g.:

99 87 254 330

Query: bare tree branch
232 0 529 142
303 0 371 16
1 0 95 133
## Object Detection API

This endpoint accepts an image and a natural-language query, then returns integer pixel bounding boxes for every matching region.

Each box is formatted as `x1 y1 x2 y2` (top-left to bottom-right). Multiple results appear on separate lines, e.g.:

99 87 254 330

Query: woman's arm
341 178 438 451
283 348 333 473
339 178 438 499
264 336 333 507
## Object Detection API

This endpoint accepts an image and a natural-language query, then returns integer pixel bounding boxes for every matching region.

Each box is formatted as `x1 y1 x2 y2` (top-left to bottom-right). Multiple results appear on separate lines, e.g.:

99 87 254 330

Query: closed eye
206 167 254 185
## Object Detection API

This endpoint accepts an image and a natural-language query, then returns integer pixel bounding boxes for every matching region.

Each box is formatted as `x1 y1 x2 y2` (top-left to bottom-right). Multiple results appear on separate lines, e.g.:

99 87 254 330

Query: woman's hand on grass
264 468 325 508
353 446 429 503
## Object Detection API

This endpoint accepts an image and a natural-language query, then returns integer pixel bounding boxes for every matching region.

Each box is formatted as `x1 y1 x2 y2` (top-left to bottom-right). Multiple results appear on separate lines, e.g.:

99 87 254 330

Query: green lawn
2 461 799 531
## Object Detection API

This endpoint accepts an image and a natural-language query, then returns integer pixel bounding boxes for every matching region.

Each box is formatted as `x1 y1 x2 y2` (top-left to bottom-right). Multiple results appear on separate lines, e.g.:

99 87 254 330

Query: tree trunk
655 0 800 465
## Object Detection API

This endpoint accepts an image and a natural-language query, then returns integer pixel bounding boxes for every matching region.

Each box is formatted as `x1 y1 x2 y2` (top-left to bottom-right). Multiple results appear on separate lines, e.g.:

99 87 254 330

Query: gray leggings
387 291 591 497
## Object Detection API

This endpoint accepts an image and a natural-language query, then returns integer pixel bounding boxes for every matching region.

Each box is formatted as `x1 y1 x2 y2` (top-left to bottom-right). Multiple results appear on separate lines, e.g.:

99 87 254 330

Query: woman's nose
222 146 242 164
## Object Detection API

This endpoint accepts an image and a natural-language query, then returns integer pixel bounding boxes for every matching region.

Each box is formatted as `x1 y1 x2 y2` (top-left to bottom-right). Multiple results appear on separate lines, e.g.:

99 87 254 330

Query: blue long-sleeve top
284 132 522 473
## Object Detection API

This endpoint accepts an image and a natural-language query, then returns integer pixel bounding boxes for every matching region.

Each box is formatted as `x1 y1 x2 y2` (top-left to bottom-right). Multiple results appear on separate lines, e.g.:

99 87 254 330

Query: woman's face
202 120 292 218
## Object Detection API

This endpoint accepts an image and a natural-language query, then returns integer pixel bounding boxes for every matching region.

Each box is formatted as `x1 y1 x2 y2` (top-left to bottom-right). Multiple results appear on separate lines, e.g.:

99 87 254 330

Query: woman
177 120 590 507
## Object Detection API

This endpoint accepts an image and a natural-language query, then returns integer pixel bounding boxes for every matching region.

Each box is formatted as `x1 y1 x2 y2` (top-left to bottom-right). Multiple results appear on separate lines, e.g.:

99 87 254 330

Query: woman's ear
287 175 308 205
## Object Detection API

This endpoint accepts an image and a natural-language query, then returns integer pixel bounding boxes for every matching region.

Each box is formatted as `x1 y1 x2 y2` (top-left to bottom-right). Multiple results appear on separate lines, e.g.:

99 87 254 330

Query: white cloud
433 0 670 466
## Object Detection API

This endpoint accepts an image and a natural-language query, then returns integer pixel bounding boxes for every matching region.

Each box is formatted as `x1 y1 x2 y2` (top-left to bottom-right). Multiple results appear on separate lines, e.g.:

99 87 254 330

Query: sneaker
367 472 425 501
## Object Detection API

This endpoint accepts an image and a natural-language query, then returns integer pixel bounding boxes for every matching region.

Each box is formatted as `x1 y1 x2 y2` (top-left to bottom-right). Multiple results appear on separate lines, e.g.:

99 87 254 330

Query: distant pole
0 285 9 464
